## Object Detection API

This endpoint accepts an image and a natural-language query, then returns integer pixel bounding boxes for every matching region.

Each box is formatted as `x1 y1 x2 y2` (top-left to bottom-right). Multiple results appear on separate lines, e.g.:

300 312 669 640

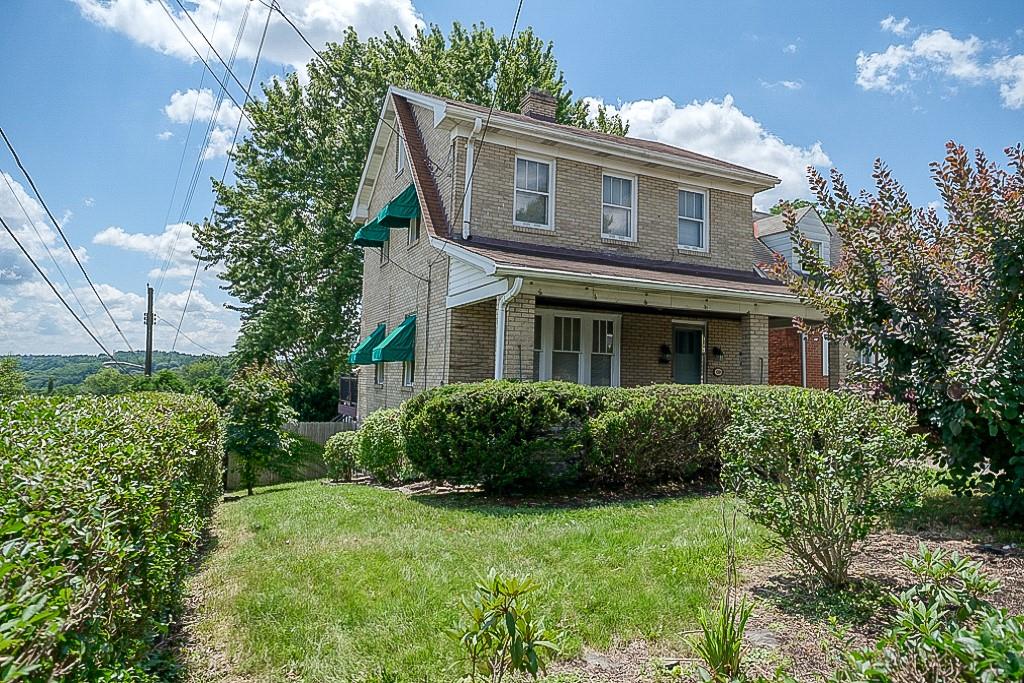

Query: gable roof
753 205 837 239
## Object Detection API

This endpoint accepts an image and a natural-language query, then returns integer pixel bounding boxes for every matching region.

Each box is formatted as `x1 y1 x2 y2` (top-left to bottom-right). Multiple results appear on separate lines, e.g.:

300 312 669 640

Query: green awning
353 219 388 247
349 323 387 364
375 184 421 228
372 314 416 362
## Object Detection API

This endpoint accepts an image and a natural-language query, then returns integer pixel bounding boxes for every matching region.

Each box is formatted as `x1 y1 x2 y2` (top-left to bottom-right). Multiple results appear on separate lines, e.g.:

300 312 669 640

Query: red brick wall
769 328 829 389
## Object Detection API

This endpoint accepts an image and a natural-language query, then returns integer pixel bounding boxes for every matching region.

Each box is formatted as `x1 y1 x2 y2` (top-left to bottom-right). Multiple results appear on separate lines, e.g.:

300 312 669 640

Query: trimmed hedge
0 393 223 681
324 430 359 482
402 381 927 493
359 408 416 484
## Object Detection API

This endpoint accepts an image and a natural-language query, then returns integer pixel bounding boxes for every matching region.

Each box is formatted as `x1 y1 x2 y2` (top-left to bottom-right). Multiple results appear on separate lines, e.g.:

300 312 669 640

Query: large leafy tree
772 143 1024 518
195 23 627 419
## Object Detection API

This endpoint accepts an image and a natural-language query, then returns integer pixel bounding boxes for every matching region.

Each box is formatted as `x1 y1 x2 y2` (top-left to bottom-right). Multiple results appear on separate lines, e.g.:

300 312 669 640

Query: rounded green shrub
359 408 414 484
402 381 601 490
721 386 929 587
323 430 359 482
586 385 730 485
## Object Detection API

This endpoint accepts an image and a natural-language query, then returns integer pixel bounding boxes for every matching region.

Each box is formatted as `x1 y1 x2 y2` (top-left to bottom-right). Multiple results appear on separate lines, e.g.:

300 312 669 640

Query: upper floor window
407 216 420 245
396 136 406 175
514 157 552 228
677 188 708 251
602 173 635 241
380 237 389 264
796 239 825 271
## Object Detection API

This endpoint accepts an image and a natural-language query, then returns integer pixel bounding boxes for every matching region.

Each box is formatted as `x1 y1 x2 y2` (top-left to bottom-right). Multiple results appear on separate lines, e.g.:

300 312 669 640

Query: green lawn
188 481 773 682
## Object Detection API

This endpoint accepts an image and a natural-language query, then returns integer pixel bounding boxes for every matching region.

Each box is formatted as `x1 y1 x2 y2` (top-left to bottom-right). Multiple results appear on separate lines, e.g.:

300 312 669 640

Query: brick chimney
520 87 557 122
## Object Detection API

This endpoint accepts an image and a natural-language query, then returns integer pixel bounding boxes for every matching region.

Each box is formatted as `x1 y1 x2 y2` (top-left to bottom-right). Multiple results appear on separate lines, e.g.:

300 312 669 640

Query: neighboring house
753 206 847 390
348 86 838 418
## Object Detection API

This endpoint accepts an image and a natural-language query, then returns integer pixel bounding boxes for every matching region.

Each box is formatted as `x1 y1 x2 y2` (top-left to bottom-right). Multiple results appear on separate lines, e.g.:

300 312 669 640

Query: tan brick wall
356 102 454 419
447 299 496 384
618 312 747 386
739 314 769 384
502 292 536 380
467 140 756 271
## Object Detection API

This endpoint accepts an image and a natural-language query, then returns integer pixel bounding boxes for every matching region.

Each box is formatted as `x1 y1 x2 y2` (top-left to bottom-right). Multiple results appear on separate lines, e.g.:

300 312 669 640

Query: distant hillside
15 351 220 390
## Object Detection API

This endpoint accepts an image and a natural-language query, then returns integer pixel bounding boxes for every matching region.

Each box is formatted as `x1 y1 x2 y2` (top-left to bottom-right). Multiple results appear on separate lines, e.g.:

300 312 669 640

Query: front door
673 327 704 384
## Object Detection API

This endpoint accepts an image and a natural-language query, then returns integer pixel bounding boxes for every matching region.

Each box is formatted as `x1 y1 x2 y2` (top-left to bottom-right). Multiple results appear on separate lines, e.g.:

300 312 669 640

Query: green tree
179 357 233 407
0 358 26 397
768 197 816 215
81 367 134 395
195 22 627 420
772 143 1024 518
224 363 297 495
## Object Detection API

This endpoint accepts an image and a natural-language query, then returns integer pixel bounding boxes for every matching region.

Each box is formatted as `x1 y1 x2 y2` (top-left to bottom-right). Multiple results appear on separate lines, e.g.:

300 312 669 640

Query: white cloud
73 0 421 72
93 222 197 265
880 15 911 35
783 43 798 54
761 79 803 90
157 130 174 140
162 88 246 158
0 172 82 268
857 27 1024 108
83 197 95 207
585 95 831 209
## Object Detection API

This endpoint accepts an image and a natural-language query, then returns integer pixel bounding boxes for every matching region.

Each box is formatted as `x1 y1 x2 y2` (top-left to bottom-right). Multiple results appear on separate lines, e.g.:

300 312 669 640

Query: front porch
447 277 822 389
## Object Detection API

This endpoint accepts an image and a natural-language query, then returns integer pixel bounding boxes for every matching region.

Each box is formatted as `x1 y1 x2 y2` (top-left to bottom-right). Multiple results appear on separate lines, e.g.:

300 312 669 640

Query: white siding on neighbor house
762 211 832 270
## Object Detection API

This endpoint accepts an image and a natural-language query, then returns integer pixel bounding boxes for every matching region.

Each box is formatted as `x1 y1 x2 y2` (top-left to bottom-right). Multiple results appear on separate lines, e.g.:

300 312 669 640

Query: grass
187 482 772 682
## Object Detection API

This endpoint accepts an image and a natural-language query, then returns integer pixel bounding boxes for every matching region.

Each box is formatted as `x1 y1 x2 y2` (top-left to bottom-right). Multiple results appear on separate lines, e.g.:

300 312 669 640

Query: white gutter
462 117 482 239
494 276 524 379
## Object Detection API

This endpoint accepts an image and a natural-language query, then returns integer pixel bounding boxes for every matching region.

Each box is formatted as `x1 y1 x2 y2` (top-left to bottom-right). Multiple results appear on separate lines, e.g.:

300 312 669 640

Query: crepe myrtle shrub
833 544 1024 682
358 408 416 484
586 385 731 485
721 387 929 588
770 143 1024 519
225 363 298 495
323 429 359 481
0 393 222 681
401 381 601 491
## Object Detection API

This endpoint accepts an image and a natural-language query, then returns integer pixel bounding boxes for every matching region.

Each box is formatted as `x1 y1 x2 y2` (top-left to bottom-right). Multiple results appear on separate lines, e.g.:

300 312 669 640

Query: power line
1 214 115 361
173 0 274 351
155 315 219 355
155 0 252 122
1 170 107 343
171 0 259 105
0 126 137 354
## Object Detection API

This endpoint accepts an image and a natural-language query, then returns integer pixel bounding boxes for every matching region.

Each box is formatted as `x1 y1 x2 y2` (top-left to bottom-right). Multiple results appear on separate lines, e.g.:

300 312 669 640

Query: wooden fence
224 421 355 491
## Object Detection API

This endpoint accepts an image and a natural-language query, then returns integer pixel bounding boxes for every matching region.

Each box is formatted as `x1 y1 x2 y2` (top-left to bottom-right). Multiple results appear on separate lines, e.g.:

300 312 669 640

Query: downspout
462 117 483 240
494 277 524 380
800 332 808 388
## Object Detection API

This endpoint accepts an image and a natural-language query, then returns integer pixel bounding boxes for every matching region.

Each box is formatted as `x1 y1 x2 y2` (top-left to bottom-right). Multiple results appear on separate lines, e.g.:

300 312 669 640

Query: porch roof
447 237 796 301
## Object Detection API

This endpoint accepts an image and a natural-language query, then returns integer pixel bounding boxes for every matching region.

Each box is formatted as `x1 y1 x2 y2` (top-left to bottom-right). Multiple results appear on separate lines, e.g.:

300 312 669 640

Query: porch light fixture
712 346 723 358
658 343 671 364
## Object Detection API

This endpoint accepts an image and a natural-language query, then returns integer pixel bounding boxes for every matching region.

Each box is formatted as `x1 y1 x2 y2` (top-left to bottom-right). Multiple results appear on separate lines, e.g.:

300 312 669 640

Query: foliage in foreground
722 388 928 588
0 393 223 681
449 571 561 683
324 430 359 482
196 22 627 419
225 363 297 495
0 357 26 397
690 593 754 681
772 143 1024 518
834 544 1024 682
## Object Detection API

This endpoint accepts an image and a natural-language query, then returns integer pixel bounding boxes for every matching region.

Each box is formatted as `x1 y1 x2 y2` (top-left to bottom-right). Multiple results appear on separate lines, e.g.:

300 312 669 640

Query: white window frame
402 358 415 386
513 155 555 230
407 216 420 245
395 135 406 175
374 361 385 386
379 237 389 264
533 308 621 386
796 238 825 272
676 185 710 253
600 171 637 242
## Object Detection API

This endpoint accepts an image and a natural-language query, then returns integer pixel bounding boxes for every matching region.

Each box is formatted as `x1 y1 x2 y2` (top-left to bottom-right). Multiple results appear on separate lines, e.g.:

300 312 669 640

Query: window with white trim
396 136 406 175
797 239 824 271
601 173 635 240
379 237 389 264
374 362 385 386
407 216 420 245
533 310 620 386
514 157 552 228
677 188 707 250
403 358 415 386
551 316 581 383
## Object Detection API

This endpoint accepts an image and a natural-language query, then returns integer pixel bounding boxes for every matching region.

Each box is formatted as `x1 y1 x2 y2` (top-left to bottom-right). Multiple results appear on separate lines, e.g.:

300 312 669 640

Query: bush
402 381 601 490
834 544 1024 682
586 385 730 485
324 430 359 482
359 408 414 484
225 363 297 495
721 387 929 588
0 393 223 681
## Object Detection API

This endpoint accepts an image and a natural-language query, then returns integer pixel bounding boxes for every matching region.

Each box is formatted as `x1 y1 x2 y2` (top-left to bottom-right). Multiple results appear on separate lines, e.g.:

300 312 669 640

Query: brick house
348 86 845 418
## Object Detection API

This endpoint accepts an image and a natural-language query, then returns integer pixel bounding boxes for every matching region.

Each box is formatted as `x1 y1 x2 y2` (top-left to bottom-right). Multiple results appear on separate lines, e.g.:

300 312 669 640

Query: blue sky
1 0 1022 356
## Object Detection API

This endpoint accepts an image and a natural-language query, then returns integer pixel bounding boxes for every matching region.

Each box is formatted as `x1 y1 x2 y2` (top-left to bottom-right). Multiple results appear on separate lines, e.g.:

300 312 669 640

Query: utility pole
144 284 154 376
